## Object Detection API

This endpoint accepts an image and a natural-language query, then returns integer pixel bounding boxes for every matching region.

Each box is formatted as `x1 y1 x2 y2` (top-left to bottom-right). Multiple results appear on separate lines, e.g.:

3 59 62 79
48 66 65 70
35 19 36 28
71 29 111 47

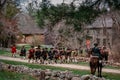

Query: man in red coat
11 45 17 57
28 46 35 63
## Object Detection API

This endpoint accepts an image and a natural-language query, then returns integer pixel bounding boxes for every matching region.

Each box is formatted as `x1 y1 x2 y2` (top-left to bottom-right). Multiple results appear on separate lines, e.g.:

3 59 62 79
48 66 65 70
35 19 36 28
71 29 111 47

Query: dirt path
0 55 120 74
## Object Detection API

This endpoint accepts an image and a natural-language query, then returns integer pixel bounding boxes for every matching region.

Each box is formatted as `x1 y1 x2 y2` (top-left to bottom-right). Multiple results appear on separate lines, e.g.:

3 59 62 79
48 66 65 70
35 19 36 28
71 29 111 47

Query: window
96 38 100 45
87 30 90 34
96 29 100 36
103 28 107 35
103 39 106 46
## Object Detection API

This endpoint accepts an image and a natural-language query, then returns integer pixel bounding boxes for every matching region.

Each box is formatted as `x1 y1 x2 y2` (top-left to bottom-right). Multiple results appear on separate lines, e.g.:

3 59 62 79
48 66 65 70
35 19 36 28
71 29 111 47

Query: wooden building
83 14 113 48
14 13 44 45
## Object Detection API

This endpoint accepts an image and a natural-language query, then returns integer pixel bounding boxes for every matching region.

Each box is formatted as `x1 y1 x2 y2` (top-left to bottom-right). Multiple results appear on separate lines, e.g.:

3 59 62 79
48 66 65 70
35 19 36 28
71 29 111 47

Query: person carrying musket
66 48 72 63
42 48 48 64
20 46 26 59
48 48 54 64
101 46 109 64
28 46 35 63
53 48 59 64
59 48 66 63
35 45 41 63
11 44 17 57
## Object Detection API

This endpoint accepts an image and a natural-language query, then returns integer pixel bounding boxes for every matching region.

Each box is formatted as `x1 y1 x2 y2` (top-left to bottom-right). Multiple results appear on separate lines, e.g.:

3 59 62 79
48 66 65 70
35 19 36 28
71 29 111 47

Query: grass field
0 70 37 80
0 50 10 55
16 44 31 50
0 59 120 80
70 61 120 70
0 44 30 57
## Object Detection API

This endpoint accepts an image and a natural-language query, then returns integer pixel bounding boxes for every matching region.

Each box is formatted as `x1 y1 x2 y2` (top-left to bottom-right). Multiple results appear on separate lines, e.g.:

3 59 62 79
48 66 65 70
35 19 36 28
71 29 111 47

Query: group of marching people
11 44 109 65
19 45 79 64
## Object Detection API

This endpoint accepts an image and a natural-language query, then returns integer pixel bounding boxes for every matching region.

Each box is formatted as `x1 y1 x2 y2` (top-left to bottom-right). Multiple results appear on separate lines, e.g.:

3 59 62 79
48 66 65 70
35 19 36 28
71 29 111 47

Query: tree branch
0 0 7 9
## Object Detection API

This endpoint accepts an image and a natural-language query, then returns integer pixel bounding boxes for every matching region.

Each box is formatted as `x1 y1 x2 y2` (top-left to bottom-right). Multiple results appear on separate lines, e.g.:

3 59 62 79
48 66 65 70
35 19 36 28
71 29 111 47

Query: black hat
94 43 98 46
31 45 34 48
38 45 41 49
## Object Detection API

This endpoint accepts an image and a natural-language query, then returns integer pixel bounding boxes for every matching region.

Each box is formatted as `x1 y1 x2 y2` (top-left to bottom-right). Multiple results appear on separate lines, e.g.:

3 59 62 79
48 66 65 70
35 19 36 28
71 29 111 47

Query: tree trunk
111 11 120 62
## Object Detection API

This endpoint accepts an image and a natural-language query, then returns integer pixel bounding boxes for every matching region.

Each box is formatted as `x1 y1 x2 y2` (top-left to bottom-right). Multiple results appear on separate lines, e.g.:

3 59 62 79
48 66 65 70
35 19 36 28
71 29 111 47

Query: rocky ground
0 56 120 74
0 55 120 80
0 61 106 80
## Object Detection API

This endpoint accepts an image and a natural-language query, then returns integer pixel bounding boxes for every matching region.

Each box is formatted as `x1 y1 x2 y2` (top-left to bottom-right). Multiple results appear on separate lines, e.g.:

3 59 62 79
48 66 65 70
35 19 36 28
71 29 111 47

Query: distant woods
0 0 20 48
0 0 7 10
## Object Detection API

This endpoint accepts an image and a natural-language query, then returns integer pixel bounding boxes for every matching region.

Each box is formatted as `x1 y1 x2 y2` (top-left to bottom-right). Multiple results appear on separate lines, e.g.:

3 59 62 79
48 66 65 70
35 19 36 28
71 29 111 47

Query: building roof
14 13 44 35
87 15 113 29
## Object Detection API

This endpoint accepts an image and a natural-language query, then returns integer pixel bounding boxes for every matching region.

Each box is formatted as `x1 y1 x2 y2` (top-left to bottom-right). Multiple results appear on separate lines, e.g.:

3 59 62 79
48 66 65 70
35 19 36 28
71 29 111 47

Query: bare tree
0 0 7 10
110 11 120 62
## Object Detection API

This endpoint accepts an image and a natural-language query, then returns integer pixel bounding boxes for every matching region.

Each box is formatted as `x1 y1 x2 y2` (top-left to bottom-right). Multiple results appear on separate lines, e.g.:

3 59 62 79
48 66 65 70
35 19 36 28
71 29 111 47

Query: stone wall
0 62 107 80
17 34 45 45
